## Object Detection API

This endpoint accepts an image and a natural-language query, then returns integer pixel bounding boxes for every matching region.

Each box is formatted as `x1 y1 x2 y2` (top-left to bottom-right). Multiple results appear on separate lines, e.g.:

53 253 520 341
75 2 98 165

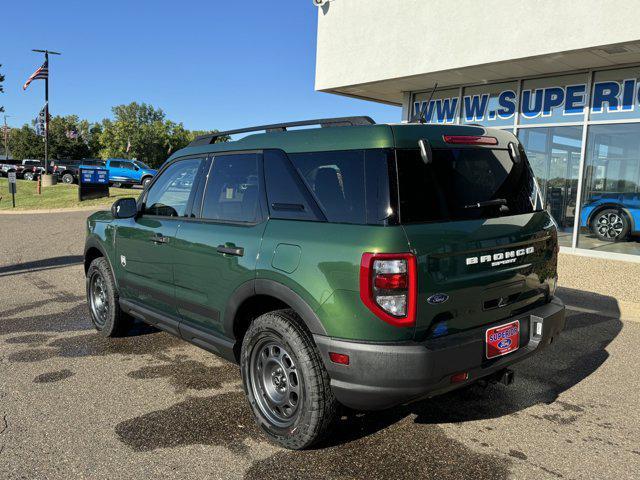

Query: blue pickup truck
580 192 640 242
54 158 157 187
104 158 157 188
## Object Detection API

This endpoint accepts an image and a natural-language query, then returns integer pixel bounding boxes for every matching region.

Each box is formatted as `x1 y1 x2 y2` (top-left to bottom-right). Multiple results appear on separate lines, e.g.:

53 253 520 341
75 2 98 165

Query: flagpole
31 49 60 176
44 51 49 174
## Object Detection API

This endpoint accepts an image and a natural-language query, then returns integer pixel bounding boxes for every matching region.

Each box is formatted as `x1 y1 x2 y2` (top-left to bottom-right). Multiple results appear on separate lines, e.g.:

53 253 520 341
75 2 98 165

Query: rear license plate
486 320 520 359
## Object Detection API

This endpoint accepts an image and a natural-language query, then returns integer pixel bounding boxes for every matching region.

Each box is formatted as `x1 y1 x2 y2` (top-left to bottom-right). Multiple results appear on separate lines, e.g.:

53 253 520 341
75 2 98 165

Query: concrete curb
0 206 105 215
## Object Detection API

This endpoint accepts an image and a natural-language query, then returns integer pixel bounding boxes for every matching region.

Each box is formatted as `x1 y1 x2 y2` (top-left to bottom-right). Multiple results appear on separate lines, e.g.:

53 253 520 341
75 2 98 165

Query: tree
98 102 227 167
47 115 92 160
8 125 44 160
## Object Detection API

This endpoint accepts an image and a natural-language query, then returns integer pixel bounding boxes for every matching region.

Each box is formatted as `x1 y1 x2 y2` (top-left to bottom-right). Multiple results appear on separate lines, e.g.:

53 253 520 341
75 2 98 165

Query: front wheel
86 257 133 336
592 208 630 242
23 172 34 181
142 177 152 188
241 310 338 450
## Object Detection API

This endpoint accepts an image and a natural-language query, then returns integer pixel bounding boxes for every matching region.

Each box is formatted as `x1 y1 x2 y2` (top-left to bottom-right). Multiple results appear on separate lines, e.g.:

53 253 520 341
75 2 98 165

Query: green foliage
98 102 219 168
6 101 225 163
8 125 44 160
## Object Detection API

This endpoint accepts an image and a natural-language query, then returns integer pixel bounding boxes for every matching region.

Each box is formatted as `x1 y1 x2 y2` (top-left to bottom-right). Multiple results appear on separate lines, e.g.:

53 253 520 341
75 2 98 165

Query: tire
241 309 338 450
61 173 75 184
591 208 630 242
23 172 34 181
142 176 152 188
86 257 133 337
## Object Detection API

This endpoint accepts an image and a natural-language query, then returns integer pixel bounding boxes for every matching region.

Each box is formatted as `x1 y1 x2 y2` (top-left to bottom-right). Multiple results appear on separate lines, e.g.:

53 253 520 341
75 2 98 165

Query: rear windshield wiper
464 198 508 210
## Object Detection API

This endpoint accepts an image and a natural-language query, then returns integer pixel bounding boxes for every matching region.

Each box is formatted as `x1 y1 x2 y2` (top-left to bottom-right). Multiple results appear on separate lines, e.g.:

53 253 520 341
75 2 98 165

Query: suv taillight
359 253 417 327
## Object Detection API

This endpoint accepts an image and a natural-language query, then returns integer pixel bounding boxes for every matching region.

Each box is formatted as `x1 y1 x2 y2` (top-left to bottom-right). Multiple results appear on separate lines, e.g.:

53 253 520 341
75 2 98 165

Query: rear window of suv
397 148 542 224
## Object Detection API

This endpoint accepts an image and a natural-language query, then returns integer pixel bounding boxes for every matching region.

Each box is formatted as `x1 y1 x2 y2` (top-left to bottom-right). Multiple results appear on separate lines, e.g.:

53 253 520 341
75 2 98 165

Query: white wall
316 0 640 91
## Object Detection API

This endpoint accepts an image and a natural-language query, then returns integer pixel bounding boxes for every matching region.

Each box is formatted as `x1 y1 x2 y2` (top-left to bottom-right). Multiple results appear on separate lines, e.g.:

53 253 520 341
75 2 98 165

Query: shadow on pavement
0 255 84 277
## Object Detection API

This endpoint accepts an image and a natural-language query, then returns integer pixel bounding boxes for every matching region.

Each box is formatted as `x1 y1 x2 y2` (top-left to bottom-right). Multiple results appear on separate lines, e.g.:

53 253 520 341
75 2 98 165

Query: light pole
3 115 9 161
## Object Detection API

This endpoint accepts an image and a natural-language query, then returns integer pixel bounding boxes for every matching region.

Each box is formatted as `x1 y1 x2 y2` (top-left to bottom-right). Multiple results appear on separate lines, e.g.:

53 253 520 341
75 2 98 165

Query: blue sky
1 1 399 131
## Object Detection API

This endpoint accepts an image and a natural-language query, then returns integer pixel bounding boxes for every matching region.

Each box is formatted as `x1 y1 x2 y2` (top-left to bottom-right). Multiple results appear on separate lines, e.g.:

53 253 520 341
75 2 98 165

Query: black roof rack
188 116 376 147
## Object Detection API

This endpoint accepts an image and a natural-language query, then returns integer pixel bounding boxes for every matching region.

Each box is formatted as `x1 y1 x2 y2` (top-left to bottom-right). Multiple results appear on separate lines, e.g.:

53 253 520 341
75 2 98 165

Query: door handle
151 235 170 244
217 245 244 257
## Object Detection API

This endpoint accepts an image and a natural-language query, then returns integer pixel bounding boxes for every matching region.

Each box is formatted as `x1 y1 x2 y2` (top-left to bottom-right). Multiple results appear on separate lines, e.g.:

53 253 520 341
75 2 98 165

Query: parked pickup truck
53 159 106 184
1 159 43 181
103 158 157 188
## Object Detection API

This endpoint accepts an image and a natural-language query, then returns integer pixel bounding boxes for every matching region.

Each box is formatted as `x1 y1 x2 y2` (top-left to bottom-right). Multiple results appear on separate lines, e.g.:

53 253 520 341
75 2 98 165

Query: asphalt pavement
1 210 639 479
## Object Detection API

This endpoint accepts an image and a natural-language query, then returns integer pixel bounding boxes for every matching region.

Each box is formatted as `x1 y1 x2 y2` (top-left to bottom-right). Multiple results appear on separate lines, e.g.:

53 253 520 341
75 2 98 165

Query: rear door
173 152 267 341
107 160 128 184
116 157 206 325
396 145 558 340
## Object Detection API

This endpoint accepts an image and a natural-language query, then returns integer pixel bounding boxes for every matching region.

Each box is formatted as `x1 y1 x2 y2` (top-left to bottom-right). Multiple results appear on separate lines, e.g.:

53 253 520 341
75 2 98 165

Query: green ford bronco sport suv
84 117 565 449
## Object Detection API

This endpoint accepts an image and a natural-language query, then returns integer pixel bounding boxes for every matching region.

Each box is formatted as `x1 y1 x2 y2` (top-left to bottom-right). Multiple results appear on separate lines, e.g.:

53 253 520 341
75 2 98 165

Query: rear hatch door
396 143 558 340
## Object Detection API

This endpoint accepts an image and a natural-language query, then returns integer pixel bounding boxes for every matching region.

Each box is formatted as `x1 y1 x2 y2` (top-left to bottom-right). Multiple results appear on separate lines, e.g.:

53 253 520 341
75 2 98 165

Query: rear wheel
241 309 338 450
591 208 630 242
86 257 133 336
23 171 34 181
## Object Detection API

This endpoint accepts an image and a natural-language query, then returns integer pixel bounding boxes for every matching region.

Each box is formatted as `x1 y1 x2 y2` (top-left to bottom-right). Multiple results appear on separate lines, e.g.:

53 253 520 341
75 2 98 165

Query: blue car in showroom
580 192 640 242
105 158 157 188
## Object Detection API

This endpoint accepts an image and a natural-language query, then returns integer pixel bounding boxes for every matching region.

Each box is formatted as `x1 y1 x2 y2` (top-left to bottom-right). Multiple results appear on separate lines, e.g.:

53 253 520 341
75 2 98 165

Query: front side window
121 162 136 170
397 147 541 223
110 161 123 168
134 160 151 170
144 158 203 217
201 153 261 223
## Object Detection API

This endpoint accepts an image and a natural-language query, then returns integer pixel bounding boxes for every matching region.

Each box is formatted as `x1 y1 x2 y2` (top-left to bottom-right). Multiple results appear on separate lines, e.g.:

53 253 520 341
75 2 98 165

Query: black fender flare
83 237 119 287
222 279 328 338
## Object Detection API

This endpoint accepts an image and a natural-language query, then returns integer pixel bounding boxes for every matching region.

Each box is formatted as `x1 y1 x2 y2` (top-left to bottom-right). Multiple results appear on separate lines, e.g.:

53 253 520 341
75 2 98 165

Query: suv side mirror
111 197 138 219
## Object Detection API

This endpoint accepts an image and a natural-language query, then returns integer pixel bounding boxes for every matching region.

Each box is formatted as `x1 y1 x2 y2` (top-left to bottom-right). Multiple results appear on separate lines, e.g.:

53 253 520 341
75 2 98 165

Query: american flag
23 61 48 90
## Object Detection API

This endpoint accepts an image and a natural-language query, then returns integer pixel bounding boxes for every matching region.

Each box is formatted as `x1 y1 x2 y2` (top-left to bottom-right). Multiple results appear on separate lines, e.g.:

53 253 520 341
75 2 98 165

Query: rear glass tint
397 148 542 223
289 149 394 225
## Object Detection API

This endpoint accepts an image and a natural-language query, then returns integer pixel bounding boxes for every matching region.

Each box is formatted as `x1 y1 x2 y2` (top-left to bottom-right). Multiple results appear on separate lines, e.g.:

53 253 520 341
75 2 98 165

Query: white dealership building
315 0 640 262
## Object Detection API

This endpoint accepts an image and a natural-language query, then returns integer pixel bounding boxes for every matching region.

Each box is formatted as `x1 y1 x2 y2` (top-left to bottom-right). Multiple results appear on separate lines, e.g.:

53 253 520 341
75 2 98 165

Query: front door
173 152 267 341
117 157 206 320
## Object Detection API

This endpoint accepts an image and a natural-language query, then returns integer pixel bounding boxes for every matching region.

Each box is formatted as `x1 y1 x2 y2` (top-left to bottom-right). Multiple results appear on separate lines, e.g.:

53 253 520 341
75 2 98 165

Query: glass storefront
577 123 640 255
519 126 582 246
409 65 640 259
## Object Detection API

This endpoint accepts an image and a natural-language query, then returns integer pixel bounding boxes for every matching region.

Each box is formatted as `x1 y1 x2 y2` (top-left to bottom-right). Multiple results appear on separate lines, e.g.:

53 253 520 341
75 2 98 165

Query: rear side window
397 148 541 223
264 150 321 221
202 153 261 223
288 149 393 225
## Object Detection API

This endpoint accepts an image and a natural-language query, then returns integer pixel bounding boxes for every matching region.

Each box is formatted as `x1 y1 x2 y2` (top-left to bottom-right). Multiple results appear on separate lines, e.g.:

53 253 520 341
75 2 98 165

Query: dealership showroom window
411 66 640 257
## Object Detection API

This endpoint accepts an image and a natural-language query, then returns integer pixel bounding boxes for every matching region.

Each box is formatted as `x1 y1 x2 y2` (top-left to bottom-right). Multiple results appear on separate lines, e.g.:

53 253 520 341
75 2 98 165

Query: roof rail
188 116 376 147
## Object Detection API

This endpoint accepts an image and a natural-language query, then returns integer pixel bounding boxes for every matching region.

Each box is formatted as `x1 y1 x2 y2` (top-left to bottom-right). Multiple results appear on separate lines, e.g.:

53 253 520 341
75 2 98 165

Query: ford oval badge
427 293 449 305
497 338 512 349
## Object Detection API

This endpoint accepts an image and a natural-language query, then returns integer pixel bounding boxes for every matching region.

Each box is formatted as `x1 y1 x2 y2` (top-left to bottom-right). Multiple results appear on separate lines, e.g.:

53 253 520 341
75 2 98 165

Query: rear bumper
314 296 565 410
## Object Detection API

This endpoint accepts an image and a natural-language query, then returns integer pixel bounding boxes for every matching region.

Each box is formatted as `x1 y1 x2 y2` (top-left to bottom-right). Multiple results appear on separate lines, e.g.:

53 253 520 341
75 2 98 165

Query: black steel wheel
241 310 338 449
86 257 133 336
592 208 630 242
250 339 301 428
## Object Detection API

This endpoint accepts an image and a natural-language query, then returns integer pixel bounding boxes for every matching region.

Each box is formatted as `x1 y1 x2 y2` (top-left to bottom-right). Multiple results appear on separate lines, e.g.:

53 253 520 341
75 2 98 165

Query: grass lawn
0 178 140 211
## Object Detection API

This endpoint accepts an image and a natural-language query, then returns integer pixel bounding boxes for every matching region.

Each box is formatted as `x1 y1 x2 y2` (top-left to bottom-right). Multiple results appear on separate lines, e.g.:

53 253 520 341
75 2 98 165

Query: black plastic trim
254 279 328 335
